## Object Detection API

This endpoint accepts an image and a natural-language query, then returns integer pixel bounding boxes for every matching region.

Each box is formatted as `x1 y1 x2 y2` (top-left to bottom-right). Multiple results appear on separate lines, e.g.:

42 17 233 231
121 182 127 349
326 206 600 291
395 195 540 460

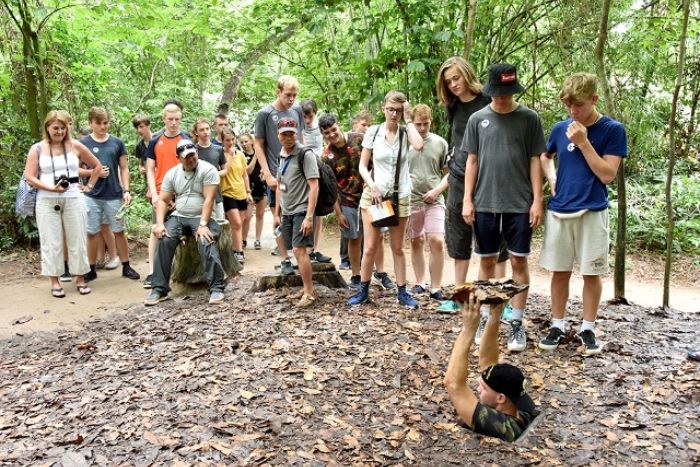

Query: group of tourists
24 56 629 443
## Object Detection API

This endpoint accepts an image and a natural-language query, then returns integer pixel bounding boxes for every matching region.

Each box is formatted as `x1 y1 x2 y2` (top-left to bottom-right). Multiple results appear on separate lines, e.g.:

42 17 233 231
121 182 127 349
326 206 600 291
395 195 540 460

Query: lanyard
49 143 70 180
279 155 294 178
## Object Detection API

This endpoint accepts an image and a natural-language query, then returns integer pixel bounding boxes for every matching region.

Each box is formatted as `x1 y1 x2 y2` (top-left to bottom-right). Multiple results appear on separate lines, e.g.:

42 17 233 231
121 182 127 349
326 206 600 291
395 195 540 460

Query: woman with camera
347 91 424 308
24 110 102 298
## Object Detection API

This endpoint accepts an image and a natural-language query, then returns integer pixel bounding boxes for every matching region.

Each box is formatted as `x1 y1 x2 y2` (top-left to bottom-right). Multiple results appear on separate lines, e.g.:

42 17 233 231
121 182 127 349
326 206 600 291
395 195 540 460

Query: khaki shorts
539 209 609 275
359 186 410 218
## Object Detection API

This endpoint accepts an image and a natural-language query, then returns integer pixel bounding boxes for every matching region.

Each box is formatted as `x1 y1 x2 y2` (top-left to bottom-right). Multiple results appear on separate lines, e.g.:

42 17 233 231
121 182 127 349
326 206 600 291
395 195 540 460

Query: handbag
371 126 405 228
15 145 40 217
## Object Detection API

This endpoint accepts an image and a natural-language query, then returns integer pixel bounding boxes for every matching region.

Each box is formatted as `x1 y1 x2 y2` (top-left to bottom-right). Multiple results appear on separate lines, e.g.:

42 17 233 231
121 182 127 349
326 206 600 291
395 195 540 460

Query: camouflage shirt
322 132 364 208
470 402 535 443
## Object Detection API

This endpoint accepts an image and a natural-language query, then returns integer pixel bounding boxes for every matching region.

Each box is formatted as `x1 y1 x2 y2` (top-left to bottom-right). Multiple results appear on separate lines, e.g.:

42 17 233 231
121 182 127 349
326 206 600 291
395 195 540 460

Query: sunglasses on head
177 143 196 155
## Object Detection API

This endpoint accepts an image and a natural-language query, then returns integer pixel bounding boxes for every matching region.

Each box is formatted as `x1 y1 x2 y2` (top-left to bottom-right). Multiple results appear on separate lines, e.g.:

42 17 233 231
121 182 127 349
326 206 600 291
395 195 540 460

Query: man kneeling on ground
444 294 538 442
144 139 226 306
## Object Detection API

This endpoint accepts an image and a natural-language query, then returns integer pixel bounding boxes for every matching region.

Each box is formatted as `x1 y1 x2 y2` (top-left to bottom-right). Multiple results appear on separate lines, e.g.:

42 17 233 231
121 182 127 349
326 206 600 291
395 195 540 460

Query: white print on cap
481 119 490 128
567 143 576 152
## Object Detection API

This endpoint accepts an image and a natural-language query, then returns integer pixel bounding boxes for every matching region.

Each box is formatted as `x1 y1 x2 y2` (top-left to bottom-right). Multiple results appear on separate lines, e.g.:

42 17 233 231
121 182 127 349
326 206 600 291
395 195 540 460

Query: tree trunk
463 0 478 61
663 0 691 309
220 22 300 106
172 221 241 284
251 262 348 292
593 0 627 303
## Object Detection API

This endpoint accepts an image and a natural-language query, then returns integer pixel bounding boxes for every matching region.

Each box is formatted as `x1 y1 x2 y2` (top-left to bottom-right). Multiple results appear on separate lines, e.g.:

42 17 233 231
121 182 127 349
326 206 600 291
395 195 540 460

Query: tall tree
663 0 691 309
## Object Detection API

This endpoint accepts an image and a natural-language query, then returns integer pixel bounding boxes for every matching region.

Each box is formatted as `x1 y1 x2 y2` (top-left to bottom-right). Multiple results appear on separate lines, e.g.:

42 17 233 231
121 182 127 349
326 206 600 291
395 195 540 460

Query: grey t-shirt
161 160 220 218
254 103 305 177
463 104 546 213
196 143 226 203
407 133 448 206
276 144 319 216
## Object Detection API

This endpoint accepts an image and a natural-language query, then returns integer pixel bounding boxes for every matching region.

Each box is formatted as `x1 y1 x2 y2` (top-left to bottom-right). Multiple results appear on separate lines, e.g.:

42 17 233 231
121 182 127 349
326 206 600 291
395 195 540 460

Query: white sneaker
105 256 121 270
507 320 527 352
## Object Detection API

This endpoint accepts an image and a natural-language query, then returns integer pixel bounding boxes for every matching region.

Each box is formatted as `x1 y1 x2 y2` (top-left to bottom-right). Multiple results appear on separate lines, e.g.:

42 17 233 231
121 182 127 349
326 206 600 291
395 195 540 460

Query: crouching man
444 294 538 442
273 117 319 307
144 139 226 306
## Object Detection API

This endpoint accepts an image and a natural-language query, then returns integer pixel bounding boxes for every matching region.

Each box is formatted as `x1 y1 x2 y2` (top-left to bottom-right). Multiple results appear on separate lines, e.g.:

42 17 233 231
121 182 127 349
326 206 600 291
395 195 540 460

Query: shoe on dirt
538 327 566 351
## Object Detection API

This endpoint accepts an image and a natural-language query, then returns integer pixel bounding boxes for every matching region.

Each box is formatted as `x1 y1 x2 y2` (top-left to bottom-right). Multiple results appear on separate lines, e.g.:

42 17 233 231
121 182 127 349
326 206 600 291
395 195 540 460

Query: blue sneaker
348 282 369 305
397 287 418 309
436 300 460 314
501 303 513 321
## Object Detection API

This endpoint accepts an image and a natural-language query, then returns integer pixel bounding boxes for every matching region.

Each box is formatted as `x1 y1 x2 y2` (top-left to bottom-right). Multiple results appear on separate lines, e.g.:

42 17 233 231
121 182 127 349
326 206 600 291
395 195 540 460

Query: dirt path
1 210 698 339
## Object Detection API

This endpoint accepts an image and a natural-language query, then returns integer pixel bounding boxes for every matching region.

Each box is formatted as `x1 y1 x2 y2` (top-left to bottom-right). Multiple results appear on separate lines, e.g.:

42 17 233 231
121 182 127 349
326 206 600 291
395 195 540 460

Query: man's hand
546 176 557 197
196 225 214 243
422 188 439 204
99 166 110 179
462 199 475 225
151 192 159 206
265 172 278 189
122 191 132 205
300 217 313 237
273 214 281 229
138 165 147 176
337 212 349 229
530 200 543 228
566 121 589 147
152 223 167 239
462 293 482 340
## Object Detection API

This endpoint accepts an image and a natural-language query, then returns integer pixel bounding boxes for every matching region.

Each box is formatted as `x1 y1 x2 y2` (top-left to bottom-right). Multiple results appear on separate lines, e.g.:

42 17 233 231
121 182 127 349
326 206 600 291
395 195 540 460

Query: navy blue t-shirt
546 116 627 213
81 135 127 200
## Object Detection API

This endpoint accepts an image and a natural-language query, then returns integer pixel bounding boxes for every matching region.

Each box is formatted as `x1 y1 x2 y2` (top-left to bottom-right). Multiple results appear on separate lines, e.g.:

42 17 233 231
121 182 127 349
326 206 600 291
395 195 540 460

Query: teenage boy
212 113 229 146
144 103 189 288
273 118 319 308
81 107 140 282
462 63 546 352
406 104 449 301
133 114 152 198
444 294 538 442
254 75 305 257
538 73 627 355
145 140 225 306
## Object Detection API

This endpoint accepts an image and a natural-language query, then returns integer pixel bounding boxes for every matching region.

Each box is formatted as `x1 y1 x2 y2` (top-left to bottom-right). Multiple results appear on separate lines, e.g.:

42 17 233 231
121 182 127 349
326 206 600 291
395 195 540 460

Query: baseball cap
482 63 525 97
481 363 528 405
176 139 197 158
277 118 298 134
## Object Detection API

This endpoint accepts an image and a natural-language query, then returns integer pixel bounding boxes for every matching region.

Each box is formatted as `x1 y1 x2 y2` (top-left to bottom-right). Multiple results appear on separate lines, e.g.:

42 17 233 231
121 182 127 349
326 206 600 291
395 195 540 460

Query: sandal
77 284 91 295
51 287 66 298
288 288 305 300
297 292 317 308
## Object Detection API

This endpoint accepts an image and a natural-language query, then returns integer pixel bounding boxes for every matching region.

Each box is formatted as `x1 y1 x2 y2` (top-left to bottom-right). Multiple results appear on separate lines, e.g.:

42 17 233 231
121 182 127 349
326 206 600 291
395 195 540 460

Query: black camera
54 175 70 188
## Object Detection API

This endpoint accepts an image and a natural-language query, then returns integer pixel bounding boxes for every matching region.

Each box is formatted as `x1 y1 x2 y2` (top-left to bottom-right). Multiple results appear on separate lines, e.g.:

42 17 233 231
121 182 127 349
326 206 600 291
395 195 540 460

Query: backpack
298 148 338 216
15 144 40 217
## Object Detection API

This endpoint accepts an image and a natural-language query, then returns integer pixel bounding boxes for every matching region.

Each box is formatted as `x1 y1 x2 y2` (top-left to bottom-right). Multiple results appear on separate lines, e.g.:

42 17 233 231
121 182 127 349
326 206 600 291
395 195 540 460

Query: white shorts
539 209 609 275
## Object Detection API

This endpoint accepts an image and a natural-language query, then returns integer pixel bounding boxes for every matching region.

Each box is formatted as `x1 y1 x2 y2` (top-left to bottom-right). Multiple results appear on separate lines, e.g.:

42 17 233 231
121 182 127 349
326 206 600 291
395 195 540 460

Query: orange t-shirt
150 133 184 193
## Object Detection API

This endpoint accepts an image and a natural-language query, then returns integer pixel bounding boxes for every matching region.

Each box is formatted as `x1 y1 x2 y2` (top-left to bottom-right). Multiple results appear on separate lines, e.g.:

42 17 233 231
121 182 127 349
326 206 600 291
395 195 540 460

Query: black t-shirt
196 143 225 203
244 150 266 198
446 94 491 210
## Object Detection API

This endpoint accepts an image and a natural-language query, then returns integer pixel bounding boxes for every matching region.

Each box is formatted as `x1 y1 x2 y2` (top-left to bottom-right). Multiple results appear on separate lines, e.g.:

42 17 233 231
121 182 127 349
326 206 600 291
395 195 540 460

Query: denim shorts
85 196 124 234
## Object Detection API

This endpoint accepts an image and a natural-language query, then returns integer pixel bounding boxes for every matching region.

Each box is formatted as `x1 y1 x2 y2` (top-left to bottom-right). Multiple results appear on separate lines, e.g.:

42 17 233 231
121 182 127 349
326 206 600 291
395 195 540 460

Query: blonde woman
220 128 253 263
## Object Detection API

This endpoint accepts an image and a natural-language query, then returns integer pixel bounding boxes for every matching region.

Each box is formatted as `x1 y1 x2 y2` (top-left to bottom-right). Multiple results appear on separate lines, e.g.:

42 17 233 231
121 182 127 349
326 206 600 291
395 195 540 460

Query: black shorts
281 212 314 250
222 196 248 212
474 212 532 257
445 207 510 262
250 180 266 202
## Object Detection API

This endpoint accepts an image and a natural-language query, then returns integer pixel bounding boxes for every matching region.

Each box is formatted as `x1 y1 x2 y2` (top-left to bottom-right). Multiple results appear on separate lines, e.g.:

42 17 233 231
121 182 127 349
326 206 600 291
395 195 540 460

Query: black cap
482 63 525 97
481 363 527 404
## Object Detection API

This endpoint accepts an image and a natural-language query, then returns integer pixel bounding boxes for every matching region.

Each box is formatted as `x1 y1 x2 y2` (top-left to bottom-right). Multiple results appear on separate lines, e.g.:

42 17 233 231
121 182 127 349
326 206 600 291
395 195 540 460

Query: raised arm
567 122 622 184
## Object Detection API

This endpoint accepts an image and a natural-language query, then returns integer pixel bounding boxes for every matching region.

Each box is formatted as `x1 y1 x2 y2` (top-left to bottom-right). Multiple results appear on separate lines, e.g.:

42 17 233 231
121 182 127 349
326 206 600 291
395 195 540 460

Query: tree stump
172 220 241 284
251 262 348 292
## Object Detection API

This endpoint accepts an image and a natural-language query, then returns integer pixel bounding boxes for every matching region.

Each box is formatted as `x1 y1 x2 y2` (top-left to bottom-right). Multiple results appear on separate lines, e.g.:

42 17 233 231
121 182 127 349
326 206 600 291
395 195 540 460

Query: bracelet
123 190 130 193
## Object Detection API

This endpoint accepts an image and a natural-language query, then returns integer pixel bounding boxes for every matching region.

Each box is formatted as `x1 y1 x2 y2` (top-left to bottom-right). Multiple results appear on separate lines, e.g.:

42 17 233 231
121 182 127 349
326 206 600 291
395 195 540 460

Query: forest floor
0 215 698 464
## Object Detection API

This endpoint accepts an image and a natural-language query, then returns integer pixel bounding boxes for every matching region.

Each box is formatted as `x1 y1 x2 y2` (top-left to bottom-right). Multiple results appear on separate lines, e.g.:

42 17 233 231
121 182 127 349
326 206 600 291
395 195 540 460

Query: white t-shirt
362 123 412 199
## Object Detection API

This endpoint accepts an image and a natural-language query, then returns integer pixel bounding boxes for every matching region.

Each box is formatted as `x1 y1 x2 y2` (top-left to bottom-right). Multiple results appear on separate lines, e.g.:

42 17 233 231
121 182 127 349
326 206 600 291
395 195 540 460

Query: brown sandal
297 292 317 308
51 288 66 298
77 284 91 295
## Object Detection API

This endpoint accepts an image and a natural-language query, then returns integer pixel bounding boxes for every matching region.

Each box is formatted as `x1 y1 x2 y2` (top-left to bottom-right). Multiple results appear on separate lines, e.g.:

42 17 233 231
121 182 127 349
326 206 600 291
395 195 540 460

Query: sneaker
397 288 419 309
209 291 225 304
144 290 168 306
105 256 120 270
372 271 396 290
122 265 141 280
501 303 513 321
435 300 460 314
280 259 295 275
411 284 427 294
474 315 489 345
271 246 281 256
507 320 527 352
60 270 72 283
254 240 261 250
234 251 245 264
576 329 602 355
95 259 106 270
84 270 97 283
309 250 332 263
429 290 445 301
339 259 351 270
538 327 566 351
143 274 153 289
349 275 361 291
347 282 370 305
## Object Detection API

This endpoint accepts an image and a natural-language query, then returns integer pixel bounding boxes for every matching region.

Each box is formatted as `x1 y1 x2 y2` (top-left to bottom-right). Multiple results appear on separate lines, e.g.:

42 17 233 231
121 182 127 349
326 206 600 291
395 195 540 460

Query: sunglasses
177 143 196 156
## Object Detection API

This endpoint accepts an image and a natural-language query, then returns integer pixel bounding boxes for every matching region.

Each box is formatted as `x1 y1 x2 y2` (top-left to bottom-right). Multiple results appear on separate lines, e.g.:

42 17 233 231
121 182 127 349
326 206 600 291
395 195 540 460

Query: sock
430 288 440 294
122 261 130 268
89 264 96 273
511 308 524 321
480 305 490 318
552 319 566 332
581 320 595 332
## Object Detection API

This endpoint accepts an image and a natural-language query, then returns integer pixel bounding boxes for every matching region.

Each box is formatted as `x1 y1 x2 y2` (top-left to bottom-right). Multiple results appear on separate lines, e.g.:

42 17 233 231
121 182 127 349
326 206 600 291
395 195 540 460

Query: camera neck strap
48 142 70 181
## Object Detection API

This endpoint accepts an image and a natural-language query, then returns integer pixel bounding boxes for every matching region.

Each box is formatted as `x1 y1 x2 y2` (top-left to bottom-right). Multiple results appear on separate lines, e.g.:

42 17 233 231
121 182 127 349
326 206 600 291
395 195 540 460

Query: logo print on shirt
272 115 279 122
158 140 164 145
92 147 99 153
567 143 576 152
481 119 490 128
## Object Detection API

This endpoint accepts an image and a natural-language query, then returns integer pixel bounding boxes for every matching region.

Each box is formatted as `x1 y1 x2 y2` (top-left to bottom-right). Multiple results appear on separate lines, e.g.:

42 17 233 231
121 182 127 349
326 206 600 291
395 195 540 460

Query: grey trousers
151 215 225 295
